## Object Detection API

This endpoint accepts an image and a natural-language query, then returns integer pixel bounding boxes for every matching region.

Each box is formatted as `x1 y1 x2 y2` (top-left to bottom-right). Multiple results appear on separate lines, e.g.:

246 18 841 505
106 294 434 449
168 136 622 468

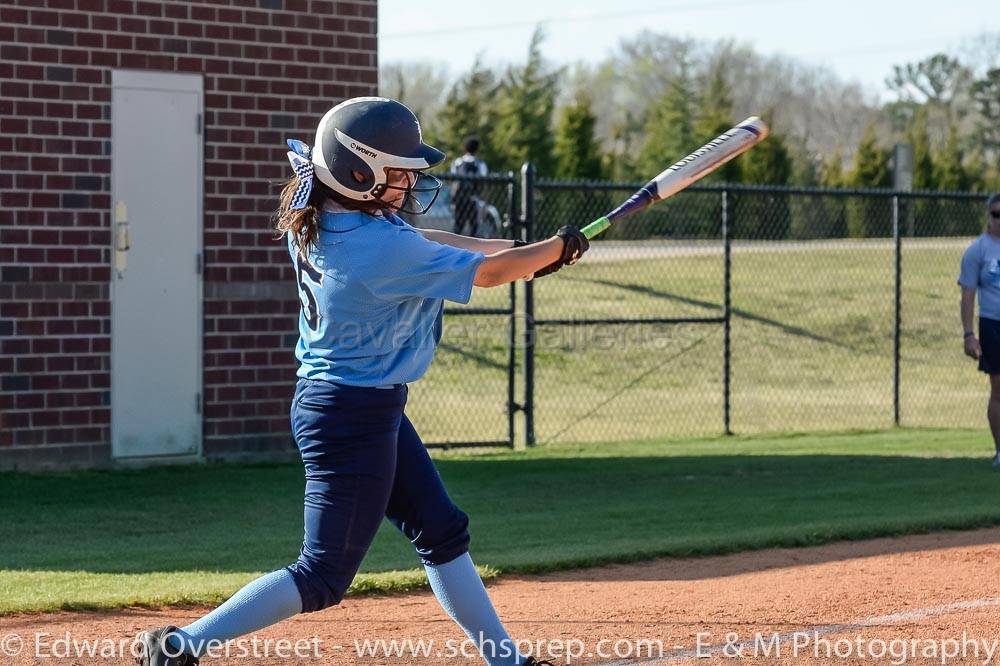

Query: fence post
722 188 733 436
893 194 901 427
507 172 519 447
520 162 536 447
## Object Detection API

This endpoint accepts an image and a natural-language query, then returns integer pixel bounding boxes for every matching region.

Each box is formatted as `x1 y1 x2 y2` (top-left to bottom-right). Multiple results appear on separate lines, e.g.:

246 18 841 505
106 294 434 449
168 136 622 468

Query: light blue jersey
287 210 485 386
959 233 1000 321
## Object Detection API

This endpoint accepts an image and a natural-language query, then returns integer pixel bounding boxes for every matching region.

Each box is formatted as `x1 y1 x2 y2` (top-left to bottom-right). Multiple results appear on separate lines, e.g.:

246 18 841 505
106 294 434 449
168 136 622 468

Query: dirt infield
3 528 999 665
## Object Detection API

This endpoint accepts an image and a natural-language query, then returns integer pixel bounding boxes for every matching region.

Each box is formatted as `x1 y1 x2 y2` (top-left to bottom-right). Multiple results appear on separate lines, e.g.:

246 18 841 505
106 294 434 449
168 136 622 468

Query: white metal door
111 70 203 459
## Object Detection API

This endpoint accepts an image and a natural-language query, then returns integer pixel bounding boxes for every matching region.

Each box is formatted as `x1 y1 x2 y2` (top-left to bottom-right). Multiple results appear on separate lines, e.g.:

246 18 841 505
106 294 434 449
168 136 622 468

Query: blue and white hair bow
285 139 315 210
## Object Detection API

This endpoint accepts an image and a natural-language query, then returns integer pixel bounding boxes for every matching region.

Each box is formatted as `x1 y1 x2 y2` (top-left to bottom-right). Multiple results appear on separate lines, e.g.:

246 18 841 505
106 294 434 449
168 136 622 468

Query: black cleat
523 658 557 665
135 626 199 666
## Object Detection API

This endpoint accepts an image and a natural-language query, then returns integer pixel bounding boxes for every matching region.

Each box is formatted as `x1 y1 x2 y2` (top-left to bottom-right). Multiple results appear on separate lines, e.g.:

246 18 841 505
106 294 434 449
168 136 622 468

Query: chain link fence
406 168 990 446
404 172 519 448
529 180 988 444
900 194 987 429
530 179 726 444
727 189 897 433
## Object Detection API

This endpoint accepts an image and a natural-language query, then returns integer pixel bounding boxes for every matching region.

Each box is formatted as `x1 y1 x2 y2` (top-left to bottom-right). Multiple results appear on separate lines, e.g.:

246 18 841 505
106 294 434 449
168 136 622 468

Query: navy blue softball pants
284 378 471 613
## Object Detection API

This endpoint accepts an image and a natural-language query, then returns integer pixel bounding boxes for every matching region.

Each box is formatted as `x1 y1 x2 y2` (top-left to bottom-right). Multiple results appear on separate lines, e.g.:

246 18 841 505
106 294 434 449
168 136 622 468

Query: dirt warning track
3 528 999 664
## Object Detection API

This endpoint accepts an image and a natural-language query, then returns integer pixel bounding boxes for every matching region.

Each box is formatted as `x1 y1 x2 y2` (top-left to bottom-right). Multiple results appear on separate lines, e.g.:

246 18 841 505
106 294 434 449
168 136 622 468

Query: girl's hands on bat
534 226 590 278
472 227 588 287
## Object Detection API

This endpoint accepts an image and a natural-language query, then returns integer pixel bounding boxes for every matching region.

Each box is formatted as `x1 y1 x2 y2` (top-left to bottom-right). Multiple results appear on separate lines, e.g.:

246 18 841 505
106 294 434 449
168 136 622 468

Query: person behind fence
958 192 1000 469
450 135 489 236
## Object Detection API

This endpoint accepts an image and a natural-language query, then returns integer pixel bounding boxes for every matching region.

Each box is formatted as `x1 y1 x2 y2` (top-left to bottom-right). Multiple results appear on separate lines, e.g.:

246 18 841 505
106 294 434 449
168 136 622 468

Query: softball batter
136 97 587 666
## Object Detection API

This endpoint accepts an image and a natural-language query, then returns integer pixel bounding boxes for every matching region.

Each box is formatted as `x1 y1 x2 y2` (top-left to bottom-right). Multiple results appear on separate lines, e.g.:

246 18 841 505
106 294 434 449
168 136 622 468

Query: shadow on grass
564 276 859 352
437 342 508 371
2 453 999 582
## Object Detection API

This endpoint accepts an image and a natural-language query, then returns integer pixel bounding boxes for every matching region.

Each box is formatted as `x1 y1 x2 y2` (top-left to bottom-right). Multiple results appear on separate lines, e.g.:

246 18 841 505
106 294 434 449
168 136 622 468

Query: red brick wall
0 0 378 469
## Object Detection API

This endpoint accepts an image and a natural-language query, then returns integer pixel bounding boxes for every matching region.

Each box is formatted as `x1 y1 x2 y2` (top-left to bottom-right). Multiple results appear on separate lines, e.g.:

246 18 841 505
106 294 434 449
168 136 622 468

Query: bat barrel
736 116 769 140
650 117 769 201
580 116 769 240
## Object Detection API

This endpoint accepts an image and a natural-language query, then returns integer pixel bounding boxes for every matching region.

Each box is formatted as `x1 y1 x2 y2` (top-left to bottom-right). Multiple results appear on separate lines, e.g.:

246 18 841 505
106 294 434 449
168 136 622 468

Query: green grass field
2 428 998 614
407 239 984 444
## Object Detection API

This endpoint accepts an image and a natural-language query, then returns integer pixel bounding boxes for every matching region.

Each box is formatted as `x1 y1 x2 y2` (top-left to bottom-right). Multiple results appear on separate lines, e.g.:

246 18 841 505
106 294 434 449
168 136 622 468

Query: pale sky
378 0 998 95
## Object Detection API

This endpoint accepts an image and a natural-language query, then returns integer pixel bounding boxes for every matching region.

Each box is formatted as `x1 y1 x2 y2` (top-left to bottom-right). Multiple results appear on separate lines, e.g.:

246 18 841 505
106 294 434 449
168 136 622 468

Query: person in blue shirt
136 98 586 666
958 192 1000 469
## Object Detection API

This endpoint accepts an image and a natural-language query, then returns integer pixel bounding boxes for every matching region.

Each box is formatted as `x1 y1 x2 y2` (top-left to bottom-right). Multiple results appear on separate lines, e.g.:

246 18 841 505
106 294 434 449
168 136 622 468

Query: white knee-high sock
425 553 529 666
167 569 302 657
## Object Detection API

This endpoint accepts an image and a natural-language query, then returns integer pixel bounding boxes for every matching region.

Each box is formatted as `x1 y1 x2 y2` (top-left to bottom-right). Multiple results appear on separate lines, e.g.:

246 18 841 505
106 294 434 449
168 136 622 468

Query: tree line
382 29 1000 193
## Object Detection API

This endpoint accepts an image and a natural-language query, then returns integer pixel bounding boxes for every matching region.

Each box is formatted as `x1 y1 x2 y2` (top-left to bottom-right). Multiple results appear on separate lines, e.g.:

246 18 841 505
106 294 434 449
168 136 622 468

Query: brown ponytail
273 175 393 255
273 175 325 255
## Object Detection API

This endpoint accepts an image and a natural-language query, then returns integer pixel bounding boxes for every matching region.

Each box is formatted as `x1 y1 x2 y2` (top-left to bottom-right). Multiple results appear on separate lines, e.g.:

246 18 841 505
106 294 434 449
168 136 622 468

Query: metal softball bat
581 117 770 239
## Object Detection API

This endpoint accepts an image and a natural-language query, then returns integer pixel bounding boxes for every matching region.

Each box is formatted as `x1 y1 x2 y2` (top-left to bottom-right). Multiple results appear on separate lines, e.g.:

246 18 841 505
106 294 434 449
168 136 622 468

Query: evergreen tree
787 140 820 187
908 107 935 190
740 128 792 238
636 57 696 179
606 109 643 182
694 62 741 183
553 92 605 180
963 149 988 193
807 147 849 238
929 124 976 234
847 123 890 188
492 28 560 175
846 123 891 237
432 58 501 168
934 122 970 191
552 91 610 231
741 130 792 185
820 148 845 188
970 68 1000 164
900 107 937 237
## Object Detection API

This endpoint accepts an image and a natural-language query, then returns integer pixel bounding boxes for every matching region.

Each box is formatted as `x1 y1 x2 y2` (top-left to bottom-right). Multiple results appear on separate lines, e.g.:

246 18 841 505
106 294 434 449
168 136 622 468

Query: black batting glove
556 225 589 265
534 225 589 278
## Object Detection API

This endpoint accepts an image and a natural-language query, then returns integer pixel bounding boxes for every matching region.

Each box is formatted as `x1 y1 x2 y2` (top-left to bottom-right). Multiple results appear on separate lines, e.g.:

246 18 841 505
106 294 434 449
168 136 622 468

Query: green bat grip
581 216 611 239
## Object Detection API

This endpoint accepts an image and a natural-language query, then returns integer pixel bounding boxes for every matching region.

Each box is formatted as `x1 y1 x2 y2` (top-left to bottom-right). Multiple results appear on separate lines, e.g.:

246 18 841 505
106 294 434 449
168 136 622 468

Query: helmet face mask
374 169 442 215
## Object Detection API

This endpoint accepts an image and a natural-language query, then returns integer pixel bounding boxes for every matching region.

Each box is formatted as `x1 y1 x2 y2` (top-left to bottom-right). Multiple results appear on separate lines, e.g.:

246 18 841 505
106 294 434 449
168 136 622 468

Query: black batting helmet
311 97 445 214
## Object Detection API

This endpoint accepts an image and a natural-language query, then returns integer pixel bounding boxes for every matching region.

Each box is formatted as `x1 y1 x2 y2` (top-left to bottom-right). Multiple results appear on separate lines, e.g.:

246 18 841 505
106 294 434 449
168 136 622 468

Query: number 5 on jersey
295 252 323 332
